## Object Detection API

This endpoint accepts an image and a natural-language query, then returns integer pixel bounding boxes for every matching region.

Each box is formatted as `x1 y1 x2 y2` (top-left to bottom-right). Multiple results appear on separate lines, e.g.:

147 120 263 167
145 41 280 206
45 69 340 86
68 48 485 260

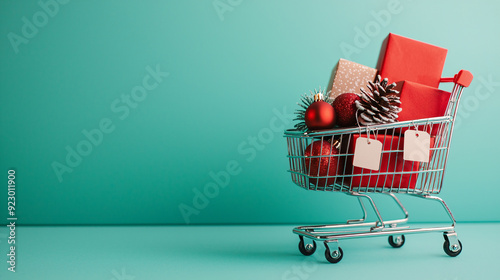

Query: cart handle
440 70 473 87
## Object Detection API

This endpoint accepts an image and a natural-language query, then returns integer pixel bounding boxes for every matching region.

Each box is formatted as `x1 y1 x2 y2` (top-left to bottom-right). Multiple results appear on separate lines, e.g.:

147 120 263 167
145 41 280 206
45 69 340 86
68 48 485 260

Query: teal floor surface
0 223 498 279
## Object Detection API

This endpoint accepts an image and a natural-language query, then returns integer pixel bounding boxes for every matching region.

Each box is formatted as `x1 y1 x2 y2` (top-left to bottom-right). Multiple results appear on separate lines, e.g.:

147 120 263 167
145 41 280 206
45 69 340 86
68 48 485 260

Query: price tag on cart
404 130 431 162
353 137 383 170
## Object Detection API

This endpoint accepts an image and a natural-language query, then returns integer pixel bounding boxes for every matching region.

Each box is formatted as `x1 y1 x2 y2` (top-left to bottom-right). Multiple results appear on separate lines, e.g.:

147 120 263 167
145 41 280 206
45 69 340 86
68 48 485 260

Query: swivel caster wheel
443 233 462 257
298 236 316 256
388 235 405 248
443 238 462 257
324 243 343 263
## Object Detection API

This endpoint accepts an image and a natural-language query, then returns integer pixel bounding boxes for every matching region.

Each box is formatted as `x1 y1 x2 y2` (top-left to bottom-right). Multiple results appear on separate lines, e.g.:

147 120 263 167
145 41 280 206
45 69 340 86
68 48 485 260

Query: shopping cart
284 70 473 263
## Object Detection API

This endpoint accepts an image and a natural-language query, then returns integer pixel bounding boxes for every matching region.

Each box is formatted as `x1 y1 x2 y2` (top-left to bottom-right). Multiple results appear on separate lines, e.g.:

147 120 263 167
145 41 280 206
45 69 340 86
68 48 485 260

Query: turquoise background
1 0 499 225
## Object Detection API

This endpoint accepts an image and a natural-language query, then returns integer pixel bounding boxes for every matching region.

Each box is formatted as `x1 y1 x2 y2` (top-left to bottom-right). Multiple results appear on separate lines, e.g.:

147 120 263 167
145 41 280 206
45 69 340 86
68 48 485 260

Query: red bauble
304 101 336 130
304 140 339 186
332 93 360 127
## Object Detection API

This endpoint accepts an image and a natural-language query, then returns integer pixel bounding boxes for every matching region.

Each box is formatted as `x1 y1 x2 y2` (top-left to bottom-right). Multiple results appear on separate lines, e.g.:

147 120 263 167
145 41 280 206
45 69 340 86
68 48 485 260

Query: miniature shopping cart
284 70 473 263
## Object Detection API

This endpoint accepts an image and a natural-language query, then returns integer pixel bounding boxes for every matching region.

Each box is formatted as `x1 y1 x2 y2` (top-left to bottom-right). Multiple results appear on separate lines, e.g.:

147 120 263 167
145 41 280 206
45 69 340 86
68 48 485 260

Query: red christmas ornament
304 94 336 130
304 140 339 186
332 93 360 127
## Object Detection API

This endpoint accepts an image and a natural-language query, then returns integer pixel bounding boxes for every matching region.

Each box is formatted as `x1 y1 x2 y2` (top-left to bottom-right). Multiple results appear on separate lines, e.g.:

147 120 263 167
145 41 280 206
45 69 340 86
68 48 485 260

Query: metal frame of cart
284 70 472 263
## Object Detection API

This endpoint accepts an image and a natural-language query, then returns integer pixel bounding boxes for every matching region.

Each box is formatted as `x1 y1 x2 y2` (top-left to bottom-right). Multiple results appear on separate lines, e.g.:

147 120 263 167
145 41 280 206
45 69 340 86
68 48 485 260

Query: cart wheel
443 239 462 257
325 246 343 263
388 235 405 248
298 236 316 256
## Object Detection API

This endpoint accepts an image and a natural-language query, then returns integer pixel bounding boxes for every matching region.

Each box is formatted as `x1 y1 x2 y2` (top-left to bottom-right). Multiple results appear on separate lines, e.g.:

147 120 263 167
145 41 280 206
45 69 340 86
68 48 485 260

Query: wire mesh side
286 118 453 194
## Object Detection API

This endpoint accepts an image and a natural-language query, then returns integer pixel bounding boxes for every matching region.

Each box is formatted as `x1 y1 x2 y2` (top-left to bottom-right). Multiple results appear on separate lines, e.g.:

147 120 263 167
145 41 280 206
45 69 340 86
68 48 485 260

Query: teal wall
1 0 499 225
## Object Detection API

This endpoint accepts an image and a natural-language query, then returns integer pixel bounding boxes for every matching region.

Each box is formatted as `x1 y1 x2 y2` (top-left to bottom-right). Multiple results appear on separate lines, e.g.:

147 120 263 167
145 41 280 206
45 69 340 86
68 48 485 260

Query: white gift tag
353 137 383 171
404 130 431 162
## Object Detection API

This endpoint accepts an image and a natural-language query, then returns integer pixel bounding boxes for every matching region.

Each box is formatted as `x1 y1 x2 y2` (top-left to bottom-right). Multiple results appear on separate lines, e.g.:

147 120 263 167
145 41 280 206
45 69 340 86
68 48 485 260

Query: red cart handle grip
440 70 473 87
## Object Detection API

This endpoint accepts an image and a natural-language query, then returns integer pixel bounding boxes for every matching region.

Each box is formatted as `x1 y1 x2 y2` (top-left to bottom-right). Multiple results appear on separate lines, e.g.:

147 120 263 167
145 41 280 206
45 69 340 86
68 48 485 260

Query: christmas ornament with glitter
294 89 336 131
332 93 360 127
304 139 340 186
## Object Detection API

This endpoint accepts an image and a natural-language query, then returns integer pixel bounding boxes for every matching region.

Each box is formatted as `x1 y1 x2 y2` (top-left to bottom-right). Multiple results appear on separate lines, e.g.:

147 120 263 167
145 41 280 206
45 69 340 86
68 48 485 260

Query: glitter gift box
328 59 378 100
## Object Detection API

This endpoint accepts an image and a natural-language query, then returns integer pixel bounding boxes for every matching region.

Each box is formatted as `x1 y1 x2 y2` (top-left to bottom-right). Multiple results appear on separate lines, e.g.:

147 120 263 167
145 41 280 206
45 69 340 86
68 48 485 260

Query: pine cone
294 88 332 131
355 75 402 126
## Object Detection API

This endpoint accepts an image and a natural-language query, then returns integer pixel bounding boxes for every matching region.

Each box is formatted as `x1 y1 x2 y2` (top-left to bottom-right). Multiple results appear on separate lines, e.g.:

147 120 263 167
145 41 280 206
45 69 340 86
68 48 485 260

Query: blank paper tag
353 137 383 170
404 130 430 162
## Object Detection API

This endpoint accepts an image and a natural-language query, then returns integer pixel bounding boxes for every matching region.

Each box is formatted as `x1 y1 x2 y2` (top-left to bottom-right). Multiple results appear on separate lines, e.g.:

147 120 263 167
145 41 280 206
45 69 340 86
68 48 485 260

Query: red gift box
377 33 447 88
340 133 434 190
395 81 451 135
